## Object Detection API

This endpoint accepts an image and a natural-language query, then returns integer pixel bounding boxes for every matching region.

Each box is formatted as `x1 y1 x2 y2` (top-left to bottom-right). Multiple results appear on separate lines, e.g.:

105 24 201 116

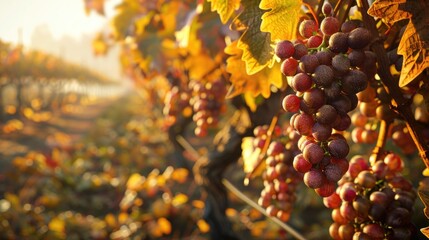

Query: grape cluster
353 83 417 155
278 3 376 197
189 79 227 137
254 125 302 222
325 154 417 240
163 86 191 126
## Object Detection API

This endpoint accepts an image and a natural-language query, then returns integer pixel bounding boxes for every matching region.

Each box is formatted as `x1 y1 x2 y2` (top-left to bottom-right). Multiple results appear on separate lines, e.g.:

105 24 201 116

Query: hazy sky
0 0 119 46
0 0 124 80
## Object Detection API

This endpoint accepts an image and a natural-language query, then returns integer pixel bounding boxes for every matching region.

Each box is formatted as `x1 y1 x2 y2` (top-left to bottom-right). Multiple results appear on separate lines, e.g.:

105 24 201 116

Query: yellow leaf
225 41 284 106
92 33 109 56
241 137 262 173
49 217 65 234
127 173 145 191
234 0 275 74
422 227 429 238
424 168 429 177
118 212 129 224
192 200 205 209
207 0 241 23
197 219 210 233
157 217 172 235
135 12 155 37
368 0 429 87
259 0 302 41
105 213 117 228
397 11 429 87
172 193 188 207
367 0 413 25
171 168 189 183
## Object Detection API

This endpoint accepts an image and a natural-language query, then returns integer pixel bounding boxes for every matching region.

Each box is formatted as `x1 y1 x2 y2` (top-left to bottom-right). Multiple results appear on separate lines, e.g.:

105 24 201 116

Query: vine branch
370 120 391 164
356 0 429 167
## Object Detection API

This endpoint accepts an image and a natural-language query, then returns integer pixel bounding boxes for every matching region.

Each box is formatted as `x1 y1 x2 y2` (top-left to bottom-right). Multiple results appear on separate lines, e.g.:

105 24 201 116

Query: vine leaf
233 0 275 75
397 11 429 87
367 0 415 24
92 33 109 56
241 137 264 175
225 41 283 110
259 0 302 41
422 227 429 238
207 0 241 24
368 0 429 87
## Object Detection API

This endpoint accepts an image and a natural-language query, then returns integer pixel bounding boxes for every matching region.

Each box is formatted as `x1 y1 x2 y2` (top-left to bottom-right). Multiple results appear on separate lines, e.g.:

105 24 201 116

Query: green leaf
207 0 241 24
234 0 275 75
259 0 302 41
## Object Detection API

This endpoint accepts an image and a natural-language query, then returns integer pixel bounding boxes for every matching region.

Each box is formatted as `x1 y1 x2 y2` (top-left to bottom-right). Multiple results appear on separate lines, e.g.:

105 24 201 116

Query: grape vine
82 0 429 239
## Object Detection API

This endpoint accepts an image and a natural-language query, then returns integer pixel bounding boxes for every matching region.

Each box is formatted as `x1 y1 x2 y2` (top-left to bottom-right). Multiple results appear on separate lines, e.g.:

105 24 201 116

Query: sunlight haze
0 0 122 80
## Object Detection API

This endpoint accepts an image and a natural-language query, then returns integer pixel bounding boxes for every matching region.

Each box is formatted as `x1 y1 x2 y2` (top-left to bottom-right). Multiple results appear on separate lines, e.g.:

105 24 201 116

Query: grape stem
370 120 391 163
356 0 429 167
222 179 307 240
304 2 319 26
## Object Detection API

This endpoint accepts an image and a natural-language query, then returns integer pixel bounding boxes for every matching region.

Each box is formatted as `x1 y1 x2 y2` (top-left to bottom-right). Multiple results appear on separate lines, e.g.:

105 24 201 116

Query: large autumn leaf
233 0 275 75
225 41 283 111
368 0 429 87
259 0 302 41
207 0 241 24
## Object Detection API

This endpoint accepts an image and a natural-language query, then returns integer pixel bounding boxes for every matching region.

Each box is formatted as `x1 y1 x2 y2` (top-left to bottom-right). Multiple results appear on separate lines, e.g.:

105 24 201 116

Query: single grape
348 27 372 50
315 180 336 197
324 162 343 182
304 168 324 188
303 142 325 164
312 122 333 142
328 138 349 158
299 54 320 74
293 113 315 135
329 32 349 53
321 16 340 36
315 104 338 125
281 58 298 76
303 88 326 110
291 73 313 92
307 35 323 48
324 192 342 208
341 69 368 95
282 94 301 112
312 65 334 87
299 19 318 38
293 43 309 60
315 49 334 65
341 20 362 33
362 223 385 240
348 50 366 67
276 40 295 60
293 153 313 173
332 54 351 74
354 170 376 189
322 1 333 16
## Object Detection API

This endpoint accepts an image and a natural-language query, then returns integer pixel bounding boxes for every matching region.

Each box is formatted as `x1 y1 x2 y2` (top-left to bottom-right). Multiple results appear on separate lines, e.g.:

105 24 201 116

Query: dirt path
0 95 122 168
